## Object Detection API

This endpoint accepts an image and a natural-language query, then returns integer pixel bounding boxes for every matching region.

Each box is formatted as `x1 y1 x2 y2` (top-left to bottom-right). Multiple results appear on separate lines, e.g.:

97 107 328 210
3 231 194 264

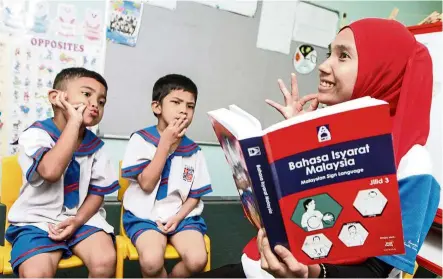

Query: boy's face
153 89 196 128
52 77 107 127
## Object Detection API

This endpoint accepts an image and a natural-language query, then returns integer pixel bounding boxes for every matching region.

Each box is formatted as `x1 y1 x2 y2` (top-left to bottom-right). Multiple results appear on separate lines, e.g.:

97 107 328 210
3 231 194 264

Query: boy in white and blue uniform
6 68 119 278
121 74 212 278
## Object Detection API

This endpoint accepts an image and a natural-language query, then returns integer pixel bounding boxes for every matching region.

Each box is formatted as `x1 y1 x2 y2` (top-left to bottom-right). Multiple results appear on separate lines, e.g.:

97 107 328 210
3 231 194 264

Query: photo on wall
106 0 143 47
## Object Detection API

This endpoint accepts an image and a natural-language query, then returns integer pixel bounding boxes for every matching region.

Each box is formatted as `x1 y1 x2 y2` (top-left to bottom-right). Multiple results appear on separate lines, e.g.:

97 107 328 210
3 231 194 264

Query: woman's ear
151 100 161 115
48 90 59 106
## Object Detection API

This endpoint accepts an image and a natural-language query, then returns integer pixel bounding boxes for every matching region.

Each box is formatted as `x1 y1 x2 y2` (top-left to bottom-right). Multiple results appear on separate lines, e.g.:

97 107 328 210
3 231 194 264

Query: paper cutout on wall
107 1 144 47
256 0 298 54
293 44 317 74
292 1 339 48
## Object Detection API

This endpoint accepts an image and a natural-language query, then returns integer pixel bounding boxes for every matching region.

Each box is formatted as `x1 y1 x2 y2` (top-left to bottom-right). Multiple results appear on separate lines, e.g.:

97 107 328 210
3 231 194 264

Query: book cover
263 104 405 264
208 97 405 264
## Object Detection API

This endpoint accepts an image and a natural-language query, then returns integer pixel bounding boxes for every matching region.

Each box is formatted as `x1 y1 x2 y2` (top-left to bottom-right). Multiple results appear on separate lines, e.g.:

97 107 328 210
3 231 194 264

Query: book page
264 97 386 134
207 108 262 139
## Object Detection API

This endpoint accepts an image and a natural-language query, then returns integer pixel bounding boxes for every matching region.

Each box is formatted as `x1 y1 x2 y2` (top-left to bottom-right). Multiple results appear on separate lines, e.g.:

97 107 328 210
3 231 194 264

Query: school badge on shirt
183 166 194 182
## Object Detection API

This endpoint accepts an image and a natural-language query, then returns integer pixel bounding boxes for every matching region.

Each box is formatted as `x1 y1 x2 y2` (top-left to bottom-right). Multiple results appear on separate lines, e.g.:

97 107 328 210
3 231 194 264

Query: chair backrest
118 161 130 237
1 155 23 230
117 161 130 202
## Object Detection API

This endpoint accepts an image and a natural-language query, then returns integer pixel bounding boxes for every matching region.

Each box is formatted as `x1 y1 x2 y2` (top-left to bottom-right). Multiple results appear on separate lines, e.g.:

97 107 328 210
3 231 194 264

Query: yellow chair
115 162 211 278
402 262 419 278
0 155 84 275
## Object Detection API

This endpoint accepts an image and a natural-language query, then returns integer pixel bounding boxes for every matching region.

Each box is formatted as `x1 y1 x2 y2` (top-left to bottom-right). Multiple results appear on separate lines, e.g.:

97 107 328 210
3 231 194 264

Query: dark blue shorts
5 224 105 275
123 210 207 245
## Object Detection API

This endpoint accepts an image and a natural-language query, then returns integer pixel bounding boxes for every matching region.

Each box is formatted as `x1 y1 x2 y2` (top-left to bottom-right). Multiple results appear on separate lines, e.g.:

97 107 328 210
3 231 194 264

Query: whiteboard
99 1 330 143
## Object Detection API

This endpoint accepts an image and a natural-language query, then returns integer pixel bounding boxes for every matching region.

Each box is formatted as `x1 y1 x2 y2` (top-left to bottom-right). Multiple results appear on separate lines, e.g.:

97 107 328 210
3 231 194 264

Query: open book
208 97 405 264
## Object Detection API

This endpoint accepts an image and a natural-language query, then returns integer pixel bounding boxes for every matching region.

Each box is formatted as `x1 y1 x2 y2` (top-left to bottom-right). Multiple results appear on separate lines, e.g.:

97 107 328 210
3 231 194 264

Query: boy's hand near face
54 91 87 127
38 92 87 183
159 114 188 149
137 115 188 193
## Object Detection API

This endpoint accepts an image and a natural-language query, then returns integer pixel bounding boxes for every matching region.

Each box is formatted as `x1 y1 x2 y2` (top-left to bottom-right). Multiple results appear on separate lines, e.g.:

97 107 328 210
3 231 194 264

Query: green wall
316 1 442 26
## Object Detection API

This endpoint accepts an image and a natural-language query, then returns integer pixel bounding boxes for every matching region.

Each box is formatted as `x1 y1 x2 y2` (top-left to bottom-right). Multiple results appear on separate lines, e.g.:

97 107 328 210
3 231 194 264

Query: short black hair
348 224 357 230
303 198 314 211
53 67 108 92
152 74 198 103
369 190 377 196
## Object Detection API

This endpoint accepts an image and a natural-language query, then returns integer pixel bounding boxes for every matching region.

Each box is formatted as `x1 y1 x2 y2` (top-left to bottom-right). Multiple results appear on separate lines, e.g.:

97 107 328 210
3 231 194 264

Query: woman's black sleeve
323 257 393 278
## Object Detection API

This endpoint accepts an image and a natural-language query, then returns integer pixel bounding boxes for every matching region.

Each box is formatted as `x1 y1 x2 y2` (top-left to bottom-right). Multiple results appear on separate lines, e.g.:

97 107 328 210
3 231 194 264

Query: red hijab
244 18 433 263
349 18 433 166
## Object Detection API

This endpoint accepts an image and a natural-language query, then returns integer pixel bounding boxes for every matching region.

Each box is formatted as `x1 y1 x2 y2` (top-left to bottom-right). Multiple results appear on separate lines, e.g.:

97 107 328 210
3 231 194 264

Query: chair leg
203 252 211 272
402 262 419 279
116 253 124 278
115 236 126 278
204 237 211 272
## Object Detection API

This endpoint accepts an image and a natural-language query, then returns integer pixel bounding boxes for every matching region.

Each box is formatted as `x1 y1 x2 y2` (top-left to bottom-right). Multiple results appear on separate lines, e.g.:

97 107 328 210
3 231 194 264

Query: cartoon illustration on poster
56 4 77 37
29 1 50 34
1 0 26 33
84 9 102 41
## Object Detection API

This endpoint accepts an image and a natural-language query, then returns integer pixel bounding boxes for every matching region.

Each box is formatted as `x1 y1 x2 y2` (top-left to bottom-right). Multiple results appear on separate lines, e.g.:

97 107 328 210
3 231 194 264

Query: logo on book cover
183 166 194 182
317 125 331 142
248 147 261 157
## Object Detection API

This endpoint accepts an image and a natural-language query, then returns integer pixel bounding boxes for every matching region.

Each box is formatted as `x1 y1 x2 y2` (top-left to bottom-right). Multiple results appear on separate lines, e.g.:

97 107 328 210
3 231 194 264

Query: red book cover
263 101 405 264
208 97 405 264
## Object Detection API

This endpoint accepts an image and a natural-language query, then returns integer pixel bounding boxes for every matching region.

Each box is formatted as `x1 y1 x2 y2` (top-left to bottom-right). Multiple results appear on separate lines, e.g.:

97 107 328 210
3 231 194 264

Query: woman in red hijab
194 18 440 278
255 18 439 278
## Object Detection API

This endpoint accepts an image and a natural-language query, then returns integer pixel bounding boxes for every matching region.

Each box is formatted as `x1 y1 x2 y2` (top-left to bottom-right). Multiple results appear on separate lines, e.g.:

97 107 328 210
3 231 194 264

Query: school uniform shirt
121 126 212 223
7 118 120 234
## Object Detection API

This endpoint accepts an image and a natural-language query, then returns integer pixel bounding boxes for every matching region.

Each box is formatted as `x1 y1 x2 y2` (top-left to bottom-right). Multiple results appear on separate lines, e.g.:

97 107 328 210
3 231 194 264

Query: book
208 96 405 264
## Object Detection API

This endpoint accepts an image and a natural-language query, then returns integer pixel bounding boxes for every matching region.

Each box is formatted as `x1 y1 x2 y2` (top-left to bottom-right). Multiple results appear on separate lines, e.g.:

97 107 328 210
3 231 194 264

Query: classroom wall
102 0 443 198
0 1 440 196
317 1 442 26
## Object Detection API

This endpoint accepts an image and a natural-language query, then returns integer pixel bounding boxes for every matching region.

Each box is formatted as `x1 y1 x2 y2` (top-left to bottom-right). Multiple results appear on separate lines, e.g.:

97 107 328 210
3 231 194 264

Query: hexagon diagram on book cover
302 233 332 259
292 194 342 232
353 188 387 217
338 222 369 247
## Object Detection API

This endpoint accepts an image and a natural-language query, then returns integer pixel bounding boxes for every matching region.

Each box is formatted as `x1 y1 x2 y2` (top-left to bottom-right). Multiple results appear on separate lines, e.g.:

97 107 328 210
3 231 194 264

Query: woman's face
307 200 316 210
317 28 358 106
349 226 357 234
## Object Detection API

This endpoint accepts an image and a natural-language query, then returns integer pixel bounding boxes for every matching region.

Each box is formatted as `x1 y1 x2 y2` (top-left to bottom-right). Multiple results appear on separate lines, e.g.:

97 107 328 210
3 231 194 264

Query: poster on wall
106 0 143 47
0 0 108 158
0 34 12 156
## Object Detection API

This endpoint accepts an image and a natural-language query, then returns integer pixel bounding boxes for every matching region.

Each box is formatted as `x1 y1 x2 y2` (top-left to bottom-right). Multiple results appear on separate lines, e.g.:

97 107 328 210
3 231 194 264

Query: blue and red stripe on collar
134 126 200 157
27 118 104 156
